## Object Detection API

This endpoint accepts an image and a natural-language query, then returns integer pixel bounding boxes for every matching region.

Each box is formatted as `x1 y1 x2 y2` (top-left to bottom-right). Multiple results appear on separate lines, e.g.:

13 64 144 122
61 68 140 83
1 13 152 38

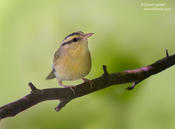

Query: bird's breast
54 44 91 81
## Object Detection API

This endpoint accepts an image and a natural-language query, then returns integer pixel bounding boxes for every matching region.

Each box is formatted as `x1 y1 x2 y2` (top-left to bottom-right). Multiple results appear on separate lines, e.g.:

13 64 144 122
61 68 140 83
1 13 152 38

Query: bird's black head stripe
64 32 81 40
62 37 81 46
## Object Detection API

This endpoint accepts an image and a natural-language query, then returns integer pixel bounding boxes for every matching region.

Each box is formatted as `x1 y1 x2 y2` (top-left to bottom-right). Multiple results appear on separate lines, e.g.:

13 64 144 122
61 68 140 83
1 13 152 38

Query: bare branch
28 82 38 91
103 65 108 75
127 80 142 90
55 99 71 112
166 49 169 57
0 51 175 120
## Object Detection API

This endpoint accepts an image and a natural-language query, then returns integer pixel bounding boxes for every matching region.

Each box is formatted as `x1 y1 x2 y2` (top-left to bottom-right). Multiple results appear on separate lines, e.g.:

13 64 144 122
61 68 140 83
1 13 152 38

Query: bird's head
61 31 94 47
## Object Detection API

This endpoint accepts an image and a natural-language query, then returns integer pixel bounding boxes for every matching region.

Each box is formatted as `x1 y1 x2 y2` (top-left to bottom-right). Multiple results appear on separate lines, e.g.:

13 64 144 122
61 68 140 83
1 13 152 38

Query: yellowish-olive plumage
46 31 93 87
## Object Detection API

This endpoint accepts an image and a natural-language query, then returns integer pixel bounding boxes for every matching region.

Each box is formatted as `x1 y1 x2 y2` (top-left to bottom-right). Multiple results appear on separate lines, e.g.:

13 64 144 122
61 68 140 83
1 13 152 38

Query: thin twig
28 82 38 91
103 65 108 75
166 49 169 57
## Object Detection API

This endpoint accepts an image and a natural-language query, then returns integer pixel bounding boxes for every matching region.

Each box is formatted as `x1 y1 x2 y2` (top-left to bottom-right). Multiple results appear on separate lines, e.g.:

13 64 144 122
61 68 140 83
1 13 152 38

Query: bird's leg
58 81 75 95
82 78 95 89
58 81 63 87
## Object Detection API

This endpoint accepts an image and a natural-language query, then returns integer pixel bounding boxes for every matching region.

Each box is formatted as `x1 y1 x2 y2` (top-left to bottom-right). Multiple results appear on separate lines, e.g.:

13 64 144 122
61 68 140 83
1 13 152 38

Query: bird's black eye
73 38 78 42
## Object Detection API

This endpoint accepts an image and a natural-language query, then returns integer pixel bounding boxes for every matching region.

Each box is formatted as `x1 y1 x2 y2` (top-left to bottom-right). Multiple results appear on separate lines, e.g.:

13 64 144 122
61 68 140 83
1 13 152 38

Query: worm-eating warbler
46 31 94 88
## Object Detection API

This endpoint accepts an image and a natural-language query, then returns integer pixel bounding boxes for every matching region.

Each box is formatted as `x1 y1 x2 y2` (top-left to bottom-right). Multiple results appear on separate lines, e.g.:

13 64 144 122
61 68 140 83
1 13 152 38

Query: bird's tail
46 69 56 80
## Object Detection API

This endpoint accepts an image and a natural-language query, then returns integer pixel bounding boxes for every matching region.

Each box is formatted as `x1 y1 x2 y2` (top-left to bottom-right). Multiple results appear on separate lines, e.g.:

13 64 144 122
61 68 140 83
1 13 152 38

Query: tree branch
0 50 175 120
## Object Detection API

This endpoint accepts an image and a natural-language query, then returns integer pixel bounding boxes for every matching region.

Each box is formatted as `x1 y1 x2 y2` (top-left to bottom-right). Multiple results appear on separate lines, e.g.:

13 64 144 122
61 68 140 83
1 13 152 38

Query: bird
46 31 94 89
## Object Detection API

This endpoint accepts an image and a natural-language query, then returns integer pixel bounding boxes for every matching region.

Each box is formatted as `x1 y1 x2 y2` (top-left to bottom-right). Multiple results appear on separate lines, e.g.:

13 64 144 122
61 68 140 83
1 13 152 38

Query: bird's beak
82 33 94 40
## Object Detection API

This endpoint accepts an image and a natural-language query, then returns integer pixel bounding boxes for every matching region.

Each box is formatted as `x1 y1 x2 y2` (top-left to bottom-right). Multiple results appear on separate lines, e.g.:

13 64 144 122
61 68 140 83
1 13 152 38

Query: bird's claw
63 85 75 95
82 78 95 89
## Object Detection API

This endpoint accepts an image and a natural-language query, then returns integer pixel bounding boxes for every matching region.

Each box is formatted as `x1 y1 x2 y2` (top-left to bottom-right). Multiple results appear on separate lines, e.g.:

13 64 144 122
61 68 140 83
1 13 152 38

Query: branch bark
0 50 175 120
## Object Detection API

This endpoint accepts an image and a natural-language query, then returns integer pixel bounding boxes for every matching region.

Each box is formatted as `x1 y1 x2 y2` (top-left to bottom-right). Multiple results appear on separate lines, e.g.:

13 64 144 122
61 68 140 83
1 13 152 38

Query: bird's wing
46 47 62 80
53 47 62 64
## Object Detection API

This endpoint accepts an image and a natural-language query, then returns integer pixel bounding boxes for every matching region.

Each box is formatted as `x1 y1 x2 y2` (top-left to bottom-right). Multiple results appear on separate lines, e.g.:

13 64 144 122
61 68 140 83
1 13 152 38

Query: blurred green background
0 0 175 129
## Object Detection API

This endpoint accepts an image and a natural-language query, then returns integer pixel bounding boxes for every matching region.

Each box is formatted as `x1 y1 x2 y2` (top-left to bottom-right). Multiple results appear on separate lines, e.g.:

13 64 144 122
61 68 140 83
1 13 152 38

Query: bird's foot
58 81 75 95
63 85 75 95
82 78 95 89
